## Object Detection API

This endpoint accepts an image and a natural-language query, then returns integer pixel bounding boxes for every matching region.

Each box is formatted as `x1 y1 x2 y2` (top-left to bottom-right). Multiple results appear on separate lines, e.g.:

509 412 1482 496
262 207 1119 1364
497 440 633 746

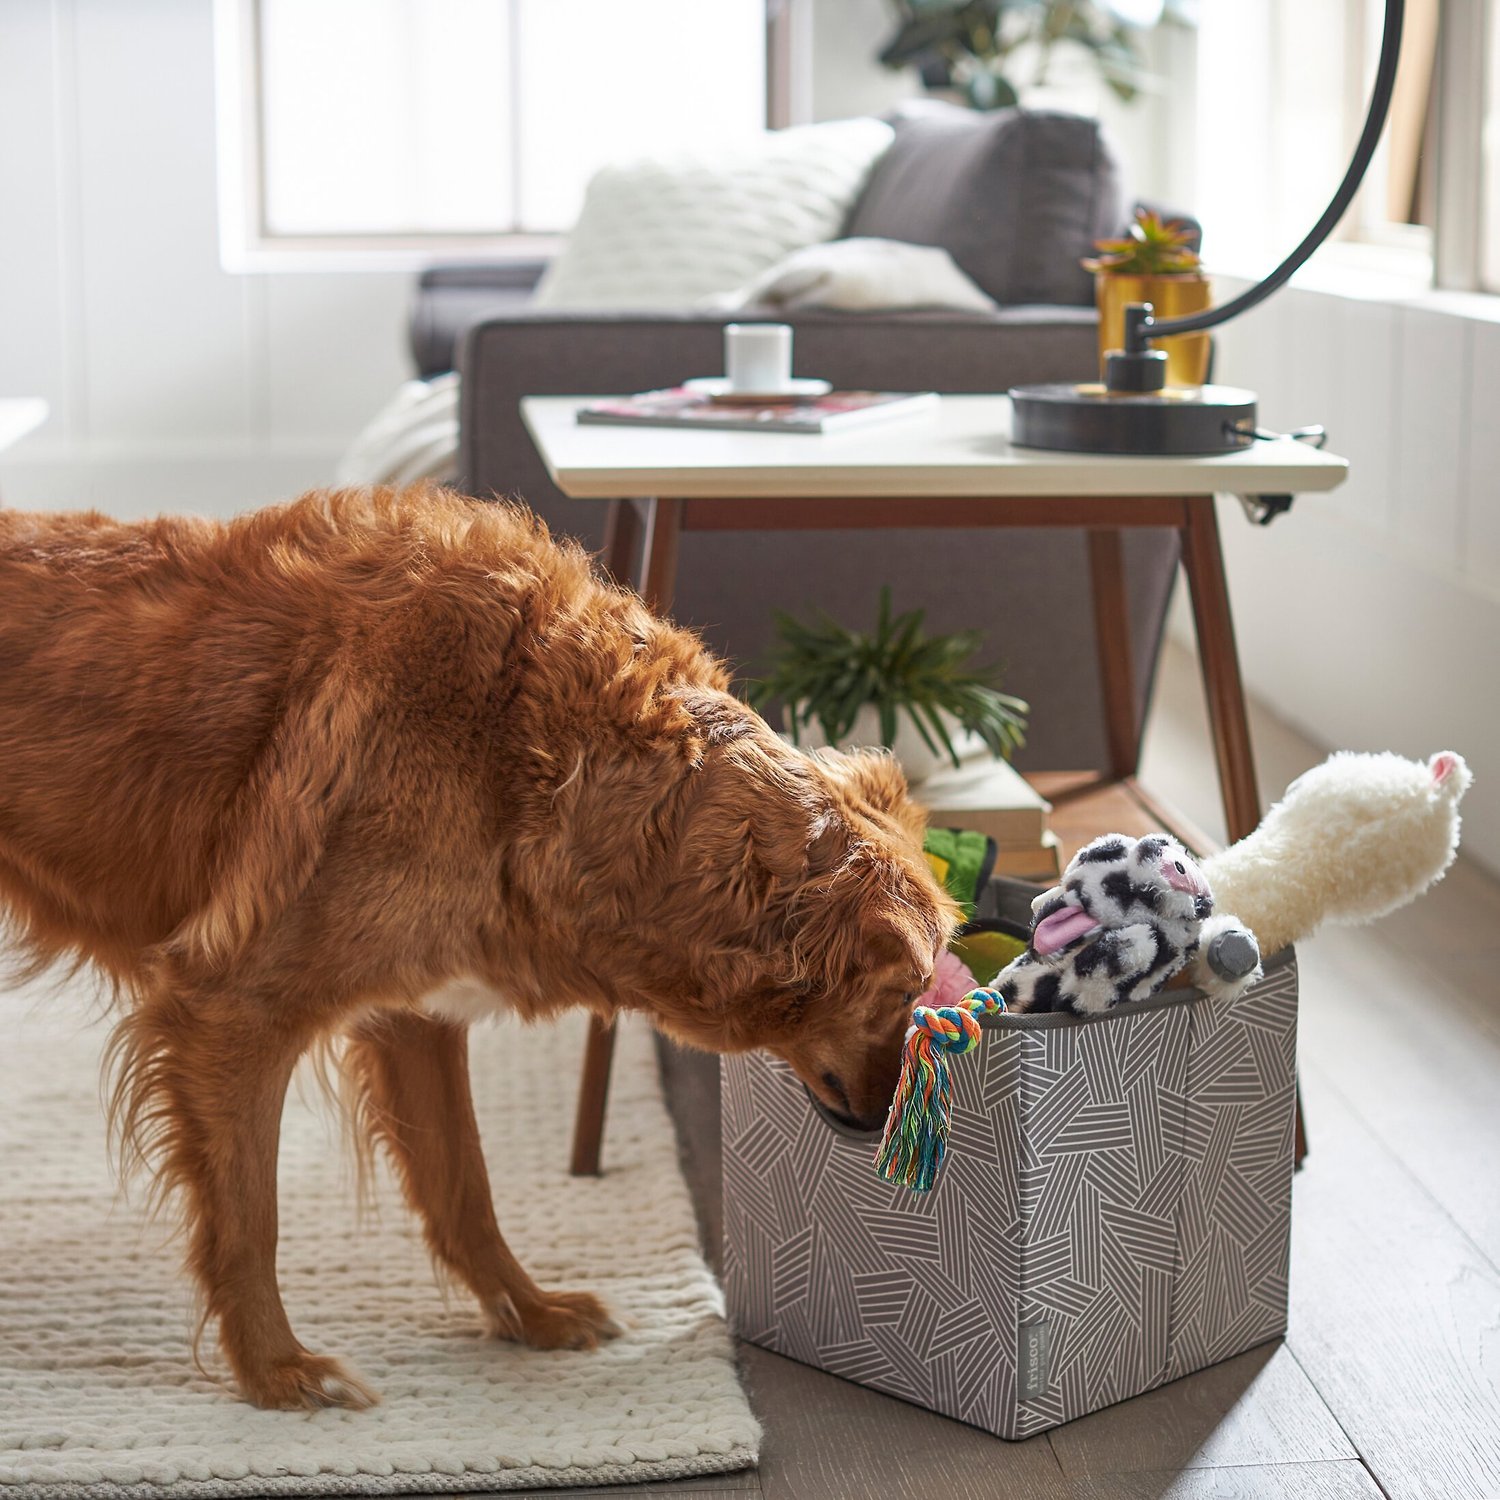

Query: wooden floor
532 637 1500 1500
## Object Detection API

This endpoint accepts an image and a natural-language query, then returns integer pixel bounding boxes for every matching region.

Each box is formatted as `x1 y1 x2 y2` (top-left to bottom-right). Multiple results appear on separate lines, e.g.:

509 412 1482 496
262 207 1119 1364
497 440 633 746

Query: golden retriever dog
0 484 957 1410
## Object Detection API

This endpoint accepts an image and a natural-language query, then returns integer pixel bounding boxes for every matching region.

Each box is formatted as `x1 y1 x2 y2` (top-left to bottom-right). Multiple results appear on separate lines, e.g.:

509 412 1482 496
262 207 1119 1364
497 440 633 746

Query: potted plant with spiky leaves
1084 208 1211 386
877 0 1196 113
747 587 1028 784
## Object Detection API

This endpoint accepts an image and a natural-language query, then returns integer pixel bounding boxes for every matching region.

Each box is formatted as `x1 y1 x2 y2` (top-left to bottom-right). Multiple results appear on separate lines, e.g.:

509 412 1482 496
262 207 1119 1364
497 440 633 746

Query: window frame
1191 0 1500 294
212 0 796 273
1335 0 1437 255
1433 0 1491 291
1336 0 1499 291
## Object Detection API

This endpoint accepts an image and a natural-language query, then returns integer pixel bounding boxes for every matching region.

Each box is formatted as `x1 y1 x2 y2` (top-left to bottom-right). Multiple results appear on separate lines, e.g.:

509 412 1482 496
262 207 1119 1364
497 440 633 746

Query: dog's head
645 725 959 1131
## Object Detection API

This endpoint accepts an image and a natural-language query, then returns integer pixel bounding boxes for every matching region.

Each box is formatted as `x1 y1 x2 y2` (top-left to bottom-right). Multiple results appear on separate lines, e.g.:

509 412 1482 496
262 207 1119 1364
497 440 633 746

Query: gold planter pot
1095 273 1212 387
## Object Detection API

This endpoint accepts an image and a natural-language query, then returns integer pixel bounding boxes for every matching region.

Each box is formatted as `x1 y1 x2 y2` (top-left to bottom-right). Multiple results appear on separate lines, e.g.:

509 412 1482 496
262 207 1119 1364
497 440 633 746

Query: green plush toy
922 825 994 916
923 827 1028 976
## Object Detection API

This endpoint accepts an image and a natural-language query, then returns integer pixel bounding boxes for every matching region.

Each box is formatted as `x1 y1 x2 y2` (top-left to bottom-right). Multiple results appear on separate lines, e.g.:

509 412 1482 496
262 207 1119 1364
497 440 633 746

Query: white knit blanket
0 983 759 1497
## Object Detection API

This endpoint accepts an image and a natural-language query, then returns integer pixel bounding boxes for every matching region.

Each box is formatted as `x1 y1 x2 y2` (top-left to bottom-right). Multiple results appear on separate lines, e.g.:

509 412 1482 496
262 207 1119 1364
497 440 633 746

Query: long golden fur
0 484 957 1409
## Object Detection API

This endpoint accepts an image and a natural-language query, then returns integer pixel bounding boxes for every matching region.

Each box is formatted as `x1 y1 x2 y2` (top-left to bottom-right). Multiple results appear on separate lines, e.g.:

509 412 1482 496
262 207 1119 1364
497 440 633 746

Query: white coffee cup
724 323 792 393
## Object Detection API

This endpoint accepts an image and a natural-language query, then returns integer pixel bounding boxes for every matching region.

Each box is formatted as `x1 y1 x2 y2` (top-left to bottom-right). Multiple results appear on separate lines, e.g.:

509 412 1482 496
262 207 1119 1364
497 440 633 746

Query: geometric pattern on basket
723 954 1298 1439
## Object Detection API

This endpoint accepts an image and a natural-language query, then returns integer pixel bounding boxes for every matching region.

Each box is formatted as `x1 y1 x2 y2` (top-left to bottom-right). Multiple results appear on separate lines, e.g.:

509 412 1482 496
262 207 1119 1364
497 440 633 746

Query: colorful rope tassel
875 987 1006 1191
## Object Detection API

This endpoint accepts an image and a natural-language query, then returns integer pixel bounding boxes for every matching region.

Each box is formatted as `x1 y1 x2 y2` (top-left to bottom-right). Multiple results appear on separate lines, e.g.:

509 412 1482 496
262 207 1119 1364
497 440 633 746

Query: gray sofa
414 105 1196 773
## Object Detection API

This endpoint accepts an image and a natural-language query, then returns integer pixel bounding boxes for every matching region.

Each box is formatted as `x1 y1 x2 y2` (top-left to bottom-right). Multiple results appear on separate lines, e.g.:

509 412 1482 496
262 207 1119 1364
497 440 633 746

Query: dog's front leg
110 988 377 1410
344 1009 621 1349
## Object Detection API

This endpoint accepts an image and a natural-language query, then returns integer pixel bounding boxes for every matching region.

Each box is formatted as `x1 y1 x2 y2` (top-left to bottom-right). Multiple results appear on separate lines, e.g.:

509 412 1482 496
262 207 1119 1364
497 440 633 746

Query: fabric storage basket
722 946 1299 1439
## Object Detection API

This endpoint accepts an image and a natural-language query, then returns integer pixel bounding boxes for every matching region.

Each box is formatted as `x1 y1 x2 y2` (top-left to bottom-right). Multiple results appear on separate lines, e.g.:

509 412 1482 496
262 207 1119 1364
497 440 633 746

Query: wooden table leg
1088 528 1139 782
1178 495 1307 1165
568 498 683 1178
601 497 644 589
640 496 683 613
1179 496 1261 845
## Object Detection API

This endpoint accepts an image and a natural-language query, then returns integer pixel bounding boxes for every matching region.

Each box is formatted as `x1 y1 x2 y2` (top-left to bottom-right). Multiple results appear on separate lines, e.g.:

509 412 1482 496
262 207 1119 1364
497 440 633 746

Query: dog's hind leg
343 1009 621 1350
109 985 378 1410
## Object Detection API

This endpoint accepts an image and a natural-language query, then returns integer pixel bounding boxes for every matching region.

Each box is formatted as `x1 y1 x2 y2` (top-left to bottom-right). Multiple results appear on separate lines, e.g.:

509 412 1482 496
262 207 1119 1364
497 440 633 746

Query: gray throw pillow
841 102 1124 309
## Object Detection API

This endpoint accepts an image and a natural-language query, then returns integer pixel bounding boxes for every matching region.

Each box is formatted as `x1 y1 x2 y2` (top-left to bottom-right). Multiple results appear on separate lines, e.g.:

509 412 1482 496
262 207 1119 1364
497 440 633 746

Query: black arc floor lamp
1010 0 1406 455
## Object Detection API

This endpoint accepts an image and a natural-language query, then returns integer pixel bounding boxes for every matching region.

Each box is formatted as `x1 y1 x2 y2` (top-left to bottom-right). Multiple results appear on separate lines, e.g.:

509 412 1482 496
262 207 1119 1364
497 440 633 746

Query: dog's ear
639 685 751 765
814 745 907 809
806 807 849 876
675 736 832 908
815 746 926 845
672 687 757 762
783 846 952 998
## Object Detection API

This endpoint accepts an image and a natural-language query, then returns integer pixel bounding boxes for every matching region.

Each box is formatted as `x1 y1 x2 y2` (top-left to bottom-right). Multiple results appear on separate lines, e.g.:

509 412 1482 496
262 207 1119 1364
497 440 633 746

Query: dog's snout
815 1071 884 1132
821 1070 850 1111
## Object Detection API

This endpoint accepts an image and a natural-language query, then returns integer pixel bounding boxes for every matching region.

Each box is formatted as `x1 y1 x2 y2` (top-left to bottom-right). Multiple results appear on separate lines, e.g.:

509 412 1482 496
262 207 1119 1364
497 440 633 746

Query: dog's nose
821 1072 890 1133
827 1102 891 1134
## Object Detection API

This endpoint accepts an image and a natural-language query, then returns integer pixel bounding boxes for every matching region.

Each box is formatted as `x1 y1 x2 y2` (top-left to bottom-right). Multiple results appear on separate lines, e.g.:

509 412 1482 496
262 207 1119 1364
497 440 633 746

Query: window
1480 1 1500 289
215 0 771 268
1191 0 1438 275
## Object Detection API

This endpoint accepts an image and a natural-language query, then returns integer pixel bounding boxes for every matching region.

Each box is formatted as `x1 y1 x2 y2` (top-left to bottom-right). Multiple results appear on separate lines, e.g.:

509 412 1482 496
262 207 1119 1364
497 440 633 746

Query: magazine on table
577 387 939 435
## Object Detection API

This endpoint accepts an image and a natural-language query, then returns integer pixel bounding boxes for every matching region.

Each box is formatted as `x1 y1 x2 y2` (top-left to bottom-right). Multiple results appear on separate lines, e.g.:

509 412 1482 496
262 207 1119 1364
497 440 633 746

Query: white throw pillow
711 237 1000 314
532 118 895 310
335 374 460 488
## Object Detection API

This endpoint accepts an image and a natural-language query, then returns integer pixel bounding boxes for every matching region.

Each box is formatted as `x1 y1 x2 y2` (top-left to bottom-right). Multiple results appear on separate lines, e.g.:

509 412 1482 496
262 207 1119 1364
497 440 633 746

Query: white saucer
682 376 832 406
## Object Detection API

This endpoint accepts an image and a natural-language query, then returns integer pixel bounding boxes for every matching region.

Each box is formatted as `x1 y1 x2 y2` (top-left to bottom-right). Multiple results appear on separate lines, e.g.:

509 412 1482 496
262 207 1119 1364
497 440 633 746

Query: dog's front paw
488 1289 622 1351
524 1289 623 1350
240 1351 379 1411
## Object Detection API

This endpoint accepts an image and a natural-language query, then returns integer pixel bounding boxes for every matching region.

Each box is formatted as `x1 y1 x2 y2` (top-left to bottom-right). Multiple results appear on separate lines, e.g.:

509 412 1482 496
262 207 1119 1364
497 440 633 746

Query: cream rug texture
0 983 759 1497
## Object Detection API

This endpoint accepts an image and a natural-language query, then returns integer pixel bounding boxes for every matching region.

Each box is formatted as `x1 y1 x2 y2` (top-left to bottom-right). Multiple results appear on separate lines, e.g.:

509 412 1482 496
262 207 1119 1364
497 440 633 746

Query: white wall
1184 274 1500 876
0 0 410 517
0 0 1189 519
809 0 917 123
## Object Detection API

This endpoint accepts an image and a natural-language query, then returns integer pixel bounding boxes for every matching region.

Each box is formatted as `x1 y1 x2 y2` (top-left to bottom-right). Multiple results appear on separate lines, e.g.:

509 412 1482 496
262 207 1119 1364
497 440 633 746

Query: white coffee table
522 392 1346 502
523 393 1346 842
522 392 1346 1171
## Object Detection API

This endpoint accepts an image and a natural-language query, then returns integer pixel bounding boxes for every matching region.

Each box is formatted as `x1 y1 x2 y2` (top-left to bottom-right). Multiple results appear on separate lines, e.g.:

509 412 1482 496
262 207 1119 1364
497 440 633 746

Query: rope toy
875 986 1006 1191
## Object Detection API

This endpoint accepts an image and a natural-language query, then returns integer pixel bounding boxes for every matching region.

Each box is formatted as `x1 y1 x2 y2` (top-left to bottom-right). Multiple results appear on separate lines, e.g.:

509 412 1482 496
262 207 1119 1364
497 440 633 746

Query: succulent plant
746 587 1028 770
1083 208 1203 276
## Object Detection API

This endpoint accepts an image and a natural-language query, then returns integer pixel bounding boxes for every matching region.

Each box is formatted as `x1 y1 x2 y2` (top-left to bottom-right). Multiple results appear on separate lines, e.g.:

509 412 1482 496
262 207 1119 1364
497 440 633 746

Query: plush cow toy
992 833 1261 1016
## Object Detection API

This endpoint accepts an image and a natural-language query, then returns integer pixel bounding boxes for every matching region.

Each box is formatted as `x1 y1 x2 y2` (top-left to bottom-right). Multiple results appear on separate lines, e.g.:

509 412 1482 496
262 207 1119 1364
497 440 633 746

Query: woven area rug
0 981 760 1498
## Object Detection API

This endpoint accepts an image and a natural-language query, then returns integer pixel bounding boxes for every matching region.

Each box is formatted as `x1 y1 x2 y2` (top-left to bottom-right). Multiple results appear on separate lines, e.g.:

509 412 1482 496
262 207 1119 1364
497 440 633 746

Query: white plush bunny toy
1203 750 1471 953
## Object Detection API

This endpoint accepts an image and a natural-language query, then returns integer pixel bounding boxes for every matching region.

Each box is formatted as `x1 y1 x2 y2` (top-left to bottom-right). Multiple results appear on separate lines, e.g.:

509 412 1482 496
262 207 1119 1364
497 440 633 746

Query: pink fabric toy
916 948 978 1010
